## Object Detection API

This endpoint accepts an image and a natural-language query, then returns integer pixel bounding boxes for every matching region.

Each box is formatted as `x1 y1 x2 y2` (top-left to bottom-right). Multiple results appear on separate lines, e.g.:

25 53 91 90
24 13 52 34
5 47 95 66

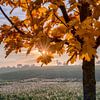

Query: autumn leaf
37 54 54 65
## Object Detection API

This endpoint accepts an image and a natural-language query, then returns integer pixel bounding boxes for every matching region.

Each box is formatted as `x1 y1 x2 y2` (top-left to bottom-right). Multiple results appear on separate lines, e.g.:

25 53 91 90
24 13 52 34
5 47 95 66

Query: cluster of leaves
0 0 100 65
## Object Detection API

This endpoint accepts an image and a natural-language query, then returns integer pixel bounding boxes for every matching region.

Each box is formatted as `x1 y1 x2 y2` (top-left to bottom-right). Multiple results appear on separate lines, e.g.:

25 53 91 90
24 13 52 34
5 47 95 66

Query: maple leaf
37 54 54 65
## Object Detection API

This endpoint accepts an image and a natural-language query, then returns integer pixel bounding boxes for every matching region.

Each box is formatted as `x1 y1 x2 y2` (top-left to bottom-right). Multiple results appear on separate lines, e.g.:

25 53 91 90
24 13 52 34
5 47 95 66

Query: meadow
0 80 100 100
0 65 100 100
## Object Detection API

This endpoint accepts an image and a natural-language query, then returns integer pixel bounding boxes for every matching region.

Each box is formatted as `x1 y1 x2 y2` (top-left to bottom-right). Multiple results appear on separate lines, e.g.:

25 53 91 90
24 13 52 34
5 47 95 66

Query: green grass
0 81 100 100
0 91 83 100
0 84 83 100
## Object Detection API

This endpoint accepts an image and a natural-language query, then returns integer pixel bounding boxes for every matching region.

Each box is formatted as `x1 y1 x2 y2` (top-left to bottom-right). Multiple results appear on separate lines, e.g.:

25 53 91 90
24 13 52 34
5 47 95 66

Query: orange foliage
0 0 100 65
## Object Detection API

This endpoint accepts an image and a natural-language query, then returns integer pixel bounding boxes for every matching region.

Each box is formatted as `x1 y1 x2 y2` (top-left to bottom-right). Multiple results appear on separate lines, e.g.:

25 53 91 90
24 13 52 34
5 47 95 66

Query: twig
0 6 25 35
54 13 68 28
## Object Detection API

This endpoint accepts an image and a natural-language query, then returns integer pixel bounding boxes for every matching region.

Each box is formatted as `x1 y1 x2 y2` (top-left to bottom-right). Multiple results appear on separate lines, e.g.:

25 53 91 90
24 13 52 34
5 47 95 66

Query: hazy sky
0 5 100 67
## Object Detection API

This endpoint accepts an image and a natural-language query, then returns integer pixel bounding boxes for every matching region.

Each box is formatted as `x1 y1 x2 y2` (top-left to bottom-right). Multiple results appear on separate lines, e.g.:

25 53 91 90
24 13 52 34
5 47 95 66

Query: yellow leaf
37 54 54 65
68 3 80 12
79 44 96 61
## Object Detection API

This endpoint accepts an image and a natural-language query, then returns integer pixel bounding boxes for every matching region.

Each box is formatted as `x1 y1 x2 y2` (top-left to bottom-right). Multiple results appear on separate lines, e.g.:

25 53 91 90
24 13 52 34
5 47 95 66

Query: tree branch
54 13 68 28
59 5 83 44
59 5 70 23
0 6 25 35
78 2 92 22
50 37 69 45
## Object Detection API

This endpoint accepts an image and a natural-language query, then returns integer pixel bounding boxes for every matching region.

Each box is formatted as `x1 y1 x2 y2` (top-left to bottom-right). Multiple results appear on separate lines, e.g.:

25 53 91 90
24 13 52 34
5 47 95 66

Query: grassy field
0 80 82 100
0 80 100 100
0 66 100 100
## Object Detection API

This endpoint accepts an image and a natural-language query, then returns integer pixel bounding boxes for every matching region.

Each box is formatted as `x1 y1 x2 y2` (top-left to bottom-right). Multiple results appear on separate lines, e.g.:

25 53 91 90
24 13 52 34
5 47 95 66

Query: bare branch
0 6 25 35
59 5 70 23
54 13 68 28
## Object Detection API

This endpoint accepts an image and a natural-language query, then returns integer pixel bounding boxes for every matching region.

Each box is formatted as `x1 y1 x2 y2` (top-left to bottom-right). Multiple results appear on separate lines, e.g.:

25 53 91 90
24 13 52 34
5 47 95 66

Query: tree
0 0 100 100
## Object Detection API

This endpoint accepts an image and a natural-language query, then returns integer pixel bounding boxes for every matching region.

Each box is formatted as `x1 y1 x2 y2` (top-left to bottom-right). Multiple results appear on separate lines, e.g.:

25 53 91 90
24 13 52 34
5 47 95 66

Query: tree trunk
82 57 96 100
78 1 96 100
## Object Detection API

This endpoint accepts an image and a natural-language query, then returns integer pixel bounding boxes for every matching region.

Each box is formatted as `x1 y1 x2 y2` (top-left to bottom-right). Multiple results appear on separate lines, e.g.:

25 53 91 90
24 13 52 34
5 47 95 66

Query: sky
0 5 100 67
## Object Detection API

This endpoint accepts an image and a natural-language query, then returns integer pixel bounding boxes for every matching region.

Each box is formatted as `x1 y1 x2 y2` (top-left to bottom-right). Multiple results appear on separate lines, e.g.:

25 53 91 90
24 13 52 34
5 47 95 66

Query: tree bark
78 2 96 100
82 57 96 100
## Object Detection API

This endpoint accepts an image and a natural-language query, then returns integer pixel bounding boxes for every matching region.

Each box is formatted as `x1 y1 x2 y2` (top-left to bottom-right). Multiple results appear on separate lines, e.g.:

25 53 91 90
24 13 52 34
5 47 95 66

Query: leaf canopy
0 0 100 65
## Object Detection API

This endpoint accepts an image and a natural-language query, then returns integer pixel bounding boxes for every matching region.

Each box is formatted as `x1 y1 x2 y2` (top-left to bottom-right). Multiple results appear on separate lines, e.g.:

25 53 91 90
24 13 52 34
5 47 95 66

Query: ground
0 66 100 100
0 79 100 100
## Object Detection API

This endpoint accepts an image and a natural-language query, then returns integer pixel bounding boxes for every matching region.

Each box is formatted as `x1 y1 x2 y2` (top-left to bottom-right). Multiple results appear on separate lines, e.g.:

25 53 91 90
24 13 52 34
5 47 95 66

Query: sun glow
41 49 49 55
42 50 46 55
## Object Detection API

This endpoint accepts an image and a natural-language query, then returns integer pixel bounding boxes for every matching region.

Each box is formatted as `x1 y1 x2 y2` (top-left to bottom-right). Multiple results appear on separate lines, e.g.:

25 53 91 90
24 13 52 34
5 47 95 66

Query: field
0 65 100 100
0 80 82 100
0 65 100 81
0 80 100 100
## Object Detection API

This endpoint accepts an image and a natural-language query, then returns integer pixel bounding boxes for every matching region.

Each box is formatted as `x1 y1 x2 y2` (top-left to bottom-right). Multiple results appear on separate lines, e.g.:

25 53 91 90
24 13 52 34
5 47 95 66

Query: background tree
0 0 100 100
